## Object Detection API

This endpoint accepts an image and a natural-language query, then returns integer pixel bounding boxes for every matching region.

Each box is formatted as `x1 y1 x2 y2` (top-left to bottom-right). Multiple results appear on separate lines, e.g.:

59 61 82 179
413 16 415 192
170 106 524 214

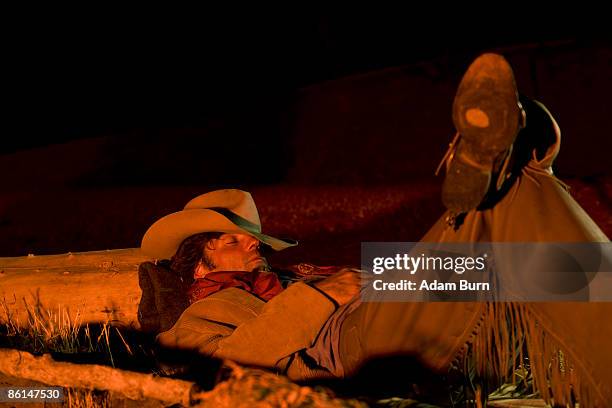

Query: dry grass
0 295 126 364
0 296 134 407
64 388 110 408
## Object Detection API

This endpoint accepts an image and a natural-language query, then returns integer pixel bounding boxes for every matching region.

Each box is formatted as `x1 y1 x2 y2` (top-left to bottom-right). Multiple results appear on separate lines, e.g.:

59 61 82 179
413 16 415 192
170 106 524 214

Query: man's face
198 233 268 276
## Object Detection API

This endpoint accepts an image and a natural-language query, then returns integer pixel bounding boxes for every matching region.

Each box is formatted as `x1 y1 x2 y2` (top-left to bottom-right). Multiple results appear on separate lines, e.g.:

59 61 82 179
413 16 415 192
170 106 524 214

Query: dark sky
5 11 609 154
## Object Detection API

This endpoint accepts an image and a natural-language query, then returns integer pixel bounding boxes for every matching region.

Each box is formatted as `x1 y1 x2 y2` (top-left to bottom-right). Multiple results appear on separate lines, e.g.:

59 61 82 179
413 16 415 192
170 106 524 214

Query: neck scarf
187 270 284 303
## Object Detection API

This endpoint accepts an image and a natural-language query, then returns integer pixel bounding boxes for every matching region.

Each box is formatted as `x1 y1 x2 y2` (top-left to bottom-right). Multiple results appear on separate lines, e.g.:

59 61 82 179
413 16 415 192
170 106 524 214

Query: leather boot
441 53 524 215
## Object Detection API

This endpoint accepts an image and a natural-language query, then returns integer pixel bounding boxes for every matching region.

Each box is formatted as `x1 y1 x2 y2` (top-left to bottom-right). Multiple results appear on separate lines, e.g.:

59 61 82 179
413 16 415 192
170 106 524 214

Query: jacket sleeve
214 282 336 367
159 282 336 369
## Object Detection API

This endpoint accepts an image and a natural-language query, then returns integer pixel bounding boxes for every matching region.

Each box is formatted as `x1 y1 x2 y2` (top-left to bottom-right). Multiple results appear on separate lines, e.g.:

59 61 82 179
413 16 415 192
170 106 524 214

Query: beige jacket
156 282 336 379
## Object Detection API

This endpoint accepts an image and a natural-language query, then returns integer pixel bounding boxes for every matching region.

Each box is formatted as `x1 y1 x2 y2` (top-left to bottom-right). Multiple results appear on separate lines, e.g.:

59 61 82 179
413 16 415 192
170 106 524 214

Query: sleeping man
139 54 611 406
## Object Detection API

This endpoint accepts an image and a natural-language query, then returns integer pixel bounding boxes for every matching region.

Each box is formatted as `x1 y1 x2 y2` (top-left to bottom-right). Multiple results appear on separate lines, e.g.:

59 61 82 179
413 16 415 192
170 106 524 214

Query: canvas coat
156 282 337 379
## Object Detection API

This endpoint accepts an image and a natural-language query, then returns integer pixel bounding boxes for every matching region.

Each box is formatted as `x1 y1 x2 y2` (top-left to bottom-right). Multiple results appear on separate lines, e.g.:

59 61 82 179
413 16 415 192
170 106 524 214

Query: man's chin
248 258 269 272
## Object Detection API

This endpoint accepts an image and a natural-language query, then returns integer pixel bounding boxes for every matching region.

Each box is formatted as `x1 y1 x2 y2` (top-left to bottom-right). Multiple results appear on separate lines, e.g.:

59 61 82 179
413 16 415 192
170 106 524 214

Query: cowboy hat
141 189 297 259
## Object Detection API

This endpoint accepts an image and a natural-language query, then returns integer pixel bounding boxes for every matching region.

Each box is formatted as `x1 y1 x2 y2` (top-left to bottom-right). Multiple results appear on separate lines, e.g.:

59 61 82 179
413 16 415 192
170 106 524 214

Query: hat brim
141 209 297 259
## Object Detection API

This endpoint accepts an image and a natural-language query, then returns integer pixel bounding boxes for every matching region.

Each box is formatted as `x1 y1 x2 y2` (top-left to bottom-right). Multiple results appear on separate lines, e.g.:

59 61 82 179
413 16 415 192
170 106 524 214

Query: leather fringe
455 303 601 407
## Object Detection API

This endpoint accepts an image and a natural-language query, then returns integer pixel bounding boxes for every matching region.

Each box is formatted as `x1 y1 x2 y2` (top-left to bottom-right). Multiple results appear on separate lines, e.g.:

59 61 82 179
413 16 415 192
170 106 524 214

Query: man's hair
170 232 223 284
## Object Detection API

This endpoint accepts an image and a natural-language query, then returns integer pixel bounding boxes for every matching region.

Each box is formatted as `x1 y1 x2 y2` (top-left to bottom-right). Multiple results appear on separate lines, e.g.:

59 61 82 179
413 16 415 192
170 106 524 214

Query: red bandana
187 270 284 303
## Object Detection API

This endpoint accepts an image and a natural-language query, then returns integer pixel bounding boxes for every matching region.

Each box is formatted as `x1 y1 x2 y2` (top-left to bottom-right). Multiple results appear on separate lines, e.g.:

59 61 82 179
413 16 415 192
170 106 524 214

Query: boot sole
442 53 521 214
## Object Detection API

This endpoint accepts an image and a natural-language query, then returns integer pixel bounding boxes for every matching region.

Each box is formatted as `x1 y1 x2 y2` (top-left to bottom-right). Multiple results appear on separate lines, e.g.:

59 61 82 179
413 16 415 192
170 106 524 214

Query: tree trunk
0 349 194 405
0 249 149 328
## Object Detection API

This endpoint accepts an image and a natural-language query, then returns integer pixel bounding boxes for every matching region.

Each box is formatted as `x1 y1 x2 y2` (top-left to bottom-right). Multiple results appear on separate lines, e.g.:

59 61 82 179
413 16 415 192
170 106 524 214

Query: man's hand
313 268 362 306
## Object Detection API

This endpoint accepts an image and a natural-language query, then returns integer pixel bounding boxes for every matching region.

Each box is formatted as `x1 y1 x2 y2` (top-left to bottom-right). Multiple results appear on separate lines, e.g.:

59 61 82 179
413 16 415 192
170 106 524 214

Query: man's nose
246 237 260 252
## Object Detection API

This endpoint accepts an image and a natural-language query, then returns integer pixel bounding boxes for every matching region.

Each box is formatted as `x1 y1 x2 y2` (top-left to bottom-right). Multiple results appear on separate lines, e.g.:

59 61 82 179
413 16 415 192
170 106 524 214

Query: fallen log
0 249 150 328
0 348 194 405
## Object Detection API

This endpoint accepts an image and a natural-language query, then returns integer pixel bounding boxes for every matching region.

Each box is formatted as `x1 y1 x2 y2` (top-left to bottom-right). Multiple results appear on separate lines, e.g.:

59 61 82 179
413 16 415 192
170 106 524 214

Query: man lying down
138 54 611 407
